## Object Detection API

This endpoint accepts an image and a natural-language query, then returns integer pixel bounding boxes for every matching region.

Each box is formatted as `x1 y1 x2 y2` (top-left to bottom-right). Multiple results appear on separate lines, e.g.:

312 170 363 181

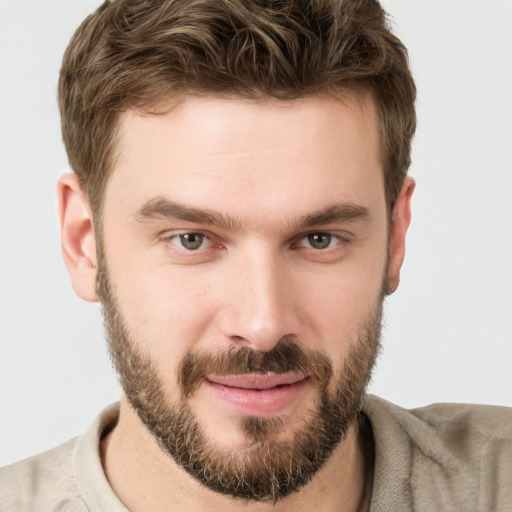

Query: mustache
178 338 334 397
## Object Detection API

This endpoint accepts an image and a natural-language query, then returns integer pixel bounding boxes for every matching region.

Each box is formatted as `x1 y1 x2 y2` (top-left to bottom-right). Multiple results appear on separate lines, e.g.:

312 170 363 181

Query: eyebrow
134 196 370 232
135 197 242 231
295 202 370 230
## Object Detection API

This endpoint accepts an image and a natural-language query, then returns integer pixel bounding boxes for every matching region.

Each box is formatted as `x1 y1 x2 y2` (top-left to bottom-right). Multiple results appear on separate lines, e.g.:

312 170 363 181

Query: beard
97 254 383 503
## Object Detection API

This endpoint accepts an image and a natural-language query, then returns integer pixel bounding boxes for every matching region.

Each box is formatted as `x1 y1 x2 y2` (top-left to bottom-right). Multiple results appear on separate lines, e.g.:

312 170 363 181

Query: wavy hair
59 0 416 215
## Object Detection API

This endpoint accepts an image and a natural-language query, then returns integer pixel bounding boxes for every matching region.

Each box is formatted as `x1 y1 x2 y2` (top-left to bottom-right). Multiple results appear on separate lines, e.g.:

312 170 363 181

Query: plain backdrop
1 0 511 467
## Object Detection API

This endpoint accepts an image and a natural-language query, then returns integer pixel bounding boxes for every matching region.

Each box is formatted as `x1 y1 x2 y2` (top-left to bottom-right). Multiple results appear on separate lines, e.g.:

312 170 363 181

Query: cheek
103 227 219 374
113 269 220 394
297 254 386 358
120 269 215 337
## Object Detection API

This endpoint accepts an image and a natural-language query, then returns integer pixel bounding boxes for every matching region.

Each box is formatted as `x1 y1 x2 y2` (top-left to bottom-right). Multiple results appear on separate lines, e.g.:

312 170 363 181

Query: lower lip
203 378 310 417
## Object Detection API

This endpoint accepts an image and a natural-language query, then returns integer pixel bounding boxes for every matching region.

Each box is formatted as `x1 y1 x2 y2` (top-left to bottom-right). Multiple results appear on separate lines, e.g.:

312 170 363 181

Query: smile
203 373 310 417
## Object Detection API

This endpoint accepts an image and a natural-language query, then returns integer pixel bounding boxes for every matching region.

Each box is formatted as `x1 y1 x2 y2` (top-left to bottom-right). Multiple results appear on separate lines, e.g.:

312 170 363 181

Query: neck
102 396 371 512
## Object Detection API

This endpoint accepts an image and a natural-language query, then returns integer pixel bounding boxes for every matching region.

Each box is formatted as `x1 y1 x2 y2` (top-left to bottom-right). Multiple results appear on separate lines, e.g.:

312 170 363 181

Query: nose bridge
221 245 298 351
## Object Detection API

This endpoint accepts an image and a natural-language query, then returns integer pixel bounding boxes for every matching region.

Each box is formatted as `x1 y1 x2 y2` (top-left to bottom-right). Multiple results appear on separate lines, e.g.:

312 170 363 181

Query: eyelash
163 231 348 255
295 232 344 251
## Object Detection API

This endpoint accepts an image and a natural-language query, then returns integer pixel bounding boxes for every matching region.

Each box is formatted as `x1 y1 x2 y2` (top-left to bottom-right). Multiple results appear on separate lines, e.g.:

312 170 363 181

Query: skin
58 94 414 512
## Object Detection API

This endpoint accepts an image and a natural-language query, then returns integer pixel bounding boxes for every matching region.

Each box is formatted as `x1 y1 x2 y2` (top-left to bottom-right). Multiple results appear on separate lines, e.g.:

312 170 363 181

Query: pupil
181 233 203 250
309 233 331 249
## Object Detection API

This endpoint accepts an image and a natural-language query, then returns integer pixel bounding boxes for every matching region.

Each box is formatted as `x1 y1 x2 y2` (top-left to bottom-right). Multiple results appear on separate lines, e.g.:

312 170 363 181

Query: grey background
1 0 511 467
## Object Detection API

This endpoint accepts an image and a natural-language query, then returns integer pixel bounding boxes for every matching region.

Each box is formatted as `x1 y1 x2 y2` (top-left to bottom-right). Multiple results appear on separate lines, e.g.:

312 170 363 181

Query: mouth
203 373 310 417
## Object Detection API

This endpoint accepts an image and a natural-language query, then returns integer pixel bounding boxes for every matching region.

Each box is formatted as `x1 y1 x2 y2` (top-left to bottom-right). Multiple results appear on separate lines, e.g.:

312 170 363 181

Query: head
57 0 416 504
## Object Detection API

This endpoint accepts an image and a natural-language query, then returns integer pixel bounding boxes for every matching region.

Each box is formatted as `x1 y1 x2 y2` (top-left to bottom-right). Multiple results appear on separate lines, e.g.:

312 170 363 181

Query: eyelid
297 232 342 249
295 229 350 243
158 228 351 258
158 228 223 263
160 229 219 252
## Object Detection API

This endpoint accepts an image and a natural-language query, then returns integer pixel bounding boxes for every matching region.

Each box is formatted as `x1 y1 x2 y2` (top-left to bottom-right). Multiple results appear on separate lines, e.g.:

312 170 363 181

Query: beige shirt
1 395 511 511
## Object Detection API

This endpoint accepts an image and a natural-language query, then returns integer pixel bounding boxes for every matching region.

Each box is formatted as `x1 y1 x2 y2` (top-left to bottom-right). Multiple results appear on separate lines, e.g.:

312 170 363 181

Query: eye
299 233 339 250
170 233 210 251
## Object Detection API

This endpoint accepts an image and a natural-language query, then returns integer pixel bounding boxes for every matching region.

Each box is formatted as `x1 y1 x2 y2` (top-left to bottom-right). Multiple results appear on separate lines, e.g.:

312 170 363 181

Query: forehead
105 94 384 227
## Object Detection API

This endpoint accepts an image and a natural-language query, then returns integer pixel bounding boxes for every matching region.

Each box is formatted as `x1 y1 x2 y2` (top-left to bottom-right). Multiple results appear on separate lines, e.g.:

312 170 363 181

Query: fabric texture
1 396 511 511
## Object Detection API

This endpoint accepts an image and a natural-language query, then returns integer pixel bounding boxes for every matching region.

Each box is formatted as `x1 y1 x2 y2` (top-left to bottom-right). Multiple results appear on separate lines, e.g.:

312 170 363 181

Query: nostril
229 334 251 344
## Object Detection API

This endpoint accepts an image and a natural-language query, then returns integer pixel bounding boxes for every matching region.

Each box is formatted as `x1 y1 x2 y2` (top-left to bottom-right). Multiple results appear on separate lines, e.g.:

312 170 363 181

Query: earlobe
386 177 415 295
57 174 99 302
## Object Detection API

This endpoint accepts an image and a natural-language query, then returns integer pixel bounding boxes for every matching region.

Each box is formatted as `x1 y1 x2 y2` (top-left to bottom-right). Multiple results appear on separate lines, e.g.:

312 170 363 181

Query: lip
203 373 310 417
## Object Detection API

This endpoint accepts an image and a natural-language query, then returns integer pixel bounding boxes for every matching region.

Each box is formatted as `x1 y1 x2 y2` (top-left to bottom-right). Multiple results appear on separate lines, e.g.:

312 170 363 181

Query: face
96 94 391 501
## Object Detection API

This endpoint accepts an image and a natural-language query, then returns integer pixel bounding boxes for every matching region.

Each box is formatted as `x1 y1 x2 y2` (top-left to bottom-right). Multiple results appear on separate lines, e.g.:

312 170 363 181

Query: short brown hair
59 0 416 216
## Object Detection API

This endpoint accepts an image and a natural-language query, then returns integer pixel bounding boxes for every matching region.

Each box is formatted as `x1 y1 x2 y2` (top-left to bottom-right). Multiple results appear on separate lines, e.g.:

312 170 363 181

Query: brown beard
97 253 382 503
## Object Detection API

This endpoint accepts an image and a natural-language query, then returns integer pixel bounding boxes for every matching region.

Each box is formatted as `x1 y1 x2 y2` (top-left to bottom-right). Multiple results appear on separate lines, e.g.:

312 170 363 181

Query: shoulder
364 396 512 512
368 395 512 447
409 400 512 458
408 400 512 434
0 438 88 512
0 402 122 512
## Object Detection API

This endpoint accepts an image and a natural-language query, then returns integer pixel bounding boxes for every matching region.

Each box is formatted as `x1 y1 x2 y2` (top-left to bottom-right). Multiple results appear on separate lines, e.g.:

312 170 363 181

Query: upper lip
206 373 308 390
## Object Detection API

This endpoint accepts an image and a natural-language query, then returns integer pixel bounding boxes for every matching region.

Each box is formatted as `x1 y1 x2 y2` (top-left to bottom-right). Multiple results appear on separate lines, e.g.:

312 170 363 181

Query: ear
57 174 98 302
386 176 415 294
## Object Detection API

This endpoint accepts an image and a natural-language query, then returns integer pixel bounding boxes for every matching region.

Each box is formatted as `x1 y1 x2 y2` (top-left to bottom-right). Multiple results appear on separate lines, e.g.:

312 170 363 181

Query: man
1 1 511 511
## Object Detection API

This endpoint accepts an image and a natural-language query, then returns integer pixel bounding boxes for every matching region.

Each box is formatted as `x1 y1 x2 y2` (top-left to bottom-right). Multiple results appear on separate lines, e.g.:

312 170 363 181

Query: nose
219 249 300 352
